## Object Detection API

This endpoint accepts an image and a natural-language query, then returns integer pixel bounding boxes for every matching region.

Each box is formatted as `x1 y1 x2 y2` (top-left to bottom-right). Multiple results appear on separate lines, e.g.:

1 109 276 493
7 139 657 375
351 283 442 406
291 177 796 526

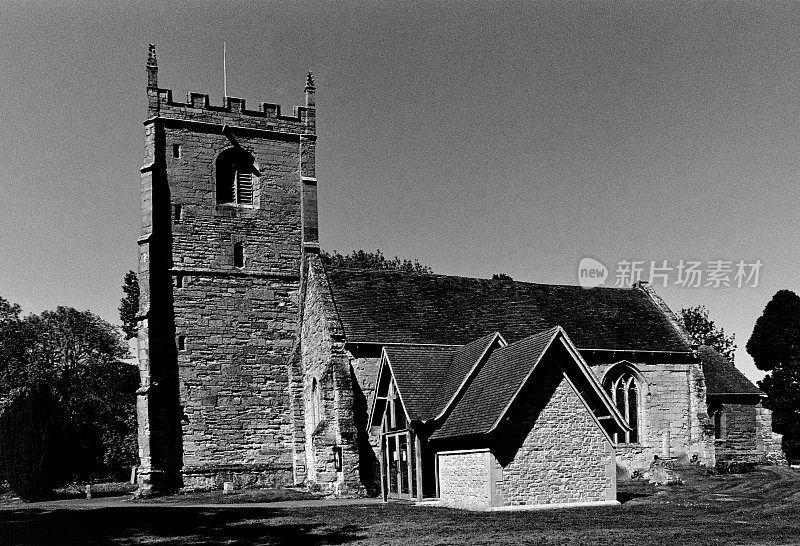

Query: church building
134 46 783 508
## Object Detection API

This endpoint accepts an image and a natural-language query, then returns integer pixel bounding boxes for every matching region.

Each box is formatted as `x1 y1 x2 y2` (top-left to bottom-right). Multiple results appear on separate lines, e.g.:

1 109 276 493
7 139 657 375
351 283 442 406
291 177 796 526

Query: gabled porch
368 327 630 509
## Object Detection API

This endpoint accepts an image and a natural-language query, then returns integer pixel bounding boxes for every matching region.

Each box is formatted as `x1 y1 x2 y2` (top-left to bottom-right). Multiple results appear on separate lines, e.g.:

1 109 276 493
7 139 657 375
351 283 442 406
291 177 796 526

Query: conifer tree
747 290 800 461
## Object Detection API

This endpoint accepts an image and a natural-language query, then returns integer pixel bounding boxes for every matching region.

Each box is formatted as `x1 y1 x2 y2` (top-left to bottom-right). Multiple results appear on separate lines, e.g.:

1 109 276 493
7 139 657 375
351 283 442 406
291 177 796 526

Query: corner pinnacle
147 44 159 88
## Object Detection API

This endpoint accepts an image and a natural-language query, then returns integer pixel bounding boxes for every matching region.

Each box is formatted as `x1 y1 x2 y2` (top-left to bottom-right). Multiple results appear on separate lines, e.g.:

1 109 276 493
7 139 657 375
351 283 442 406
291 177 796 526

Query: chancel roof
699 346 762 397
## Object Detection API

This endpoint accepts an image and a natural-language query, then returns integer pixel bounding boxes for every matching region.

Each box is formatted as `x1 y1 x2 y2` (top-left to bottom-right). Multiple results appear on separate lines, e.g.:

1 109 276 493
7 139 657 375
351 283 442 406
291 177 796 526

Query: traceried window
216 148 256 206
604 367 641 444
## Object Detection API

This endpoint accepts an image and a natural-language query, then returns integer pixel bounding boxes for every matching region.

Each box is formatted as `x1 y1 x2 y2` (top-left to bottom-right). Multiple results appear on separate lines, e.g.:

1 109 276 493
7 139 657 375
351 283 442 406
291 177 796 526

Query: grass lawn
1 466 799 545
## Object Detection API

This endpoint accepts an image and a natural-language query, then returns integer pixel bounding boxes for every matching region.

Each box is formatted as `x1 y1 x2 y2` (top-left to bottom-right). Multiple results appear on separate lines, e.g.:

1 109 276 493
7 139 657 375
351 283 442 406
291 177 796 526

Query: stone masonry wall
175 274 298 489
492 377 613 507
755 404 786 465
594 361 713 477
162 125 303 274
688 360 715 466
715 402 781 464
350 355 382 485
438 451 491 509
139 66 313 491
300 258 340 488
167 116 303 488
299 257 370 495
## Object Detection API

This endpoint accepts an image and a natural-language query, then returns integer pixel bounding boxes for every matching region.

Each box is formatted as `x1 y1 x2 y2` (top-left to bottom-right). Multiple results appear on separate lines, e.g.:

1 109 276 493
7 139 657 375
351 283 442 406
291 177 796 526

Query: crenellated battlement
153 89 314 122
146 44 315 135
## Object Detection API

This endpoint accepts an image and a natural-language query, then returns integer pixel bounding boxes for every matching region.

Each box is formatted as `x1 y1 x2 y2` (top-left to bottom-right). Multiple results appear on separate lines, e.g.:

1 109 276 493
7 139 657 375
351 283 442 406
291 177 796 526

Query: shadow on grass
617 491 653 504
0 505 365 545
49 490 136 501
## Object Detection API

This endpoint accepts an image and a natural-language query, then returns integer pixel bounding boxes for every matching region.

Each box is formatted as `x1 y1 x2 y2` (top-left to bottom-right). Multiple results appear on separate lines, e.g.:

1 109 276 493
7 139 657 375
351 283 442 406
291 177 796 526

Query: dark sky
2 0 799 380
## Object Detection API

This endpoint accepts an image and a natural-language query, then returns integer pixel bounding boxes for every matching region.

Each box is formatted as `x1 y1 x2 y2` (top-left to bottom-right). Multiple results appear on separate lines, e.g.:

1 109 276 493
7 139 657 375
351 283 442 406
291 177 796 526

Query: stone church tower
135 45 318 494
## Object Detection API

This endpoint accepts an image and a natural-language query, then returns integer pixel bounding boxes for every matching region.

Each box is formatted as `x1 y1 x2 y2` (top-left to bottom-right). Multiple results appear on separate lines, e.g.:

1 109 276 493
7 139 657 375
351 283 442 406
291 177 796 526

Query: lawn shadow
616 491 653 503
48 490 136 501
0 505 365 545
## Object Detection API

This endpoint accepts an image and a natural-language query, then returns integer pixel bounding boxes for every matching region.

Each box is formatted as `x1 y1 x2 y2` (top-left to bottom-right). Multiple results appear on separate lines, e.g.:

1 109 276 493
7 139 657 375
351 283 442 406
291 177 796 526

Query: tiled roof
435 332 502 417
383 344 459 421
325 269 689 351
383 333 500 421
699 346 762 396
431 328 560 439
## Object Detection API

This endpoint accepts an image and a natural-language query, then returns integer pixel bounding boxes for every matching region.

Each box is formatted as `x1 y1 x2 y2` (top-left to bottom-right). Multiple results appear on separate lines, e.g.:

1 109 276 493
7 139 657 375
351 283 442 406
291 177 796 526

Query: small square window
173 144 181 158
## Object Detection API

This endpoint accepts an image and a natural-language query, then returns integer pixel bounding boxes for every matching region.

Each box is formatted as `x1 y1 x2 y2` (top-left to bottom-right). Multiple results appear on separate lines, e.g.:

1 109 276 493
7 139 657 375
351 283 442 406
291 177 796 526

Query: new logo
578 257 608 288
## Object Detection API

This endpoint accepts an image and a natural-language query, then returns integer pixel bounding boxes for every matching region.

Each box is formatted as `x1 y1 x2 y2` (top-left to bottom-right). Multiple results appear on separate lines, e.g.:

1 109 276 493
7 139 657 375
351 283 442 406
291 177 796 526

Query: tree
0 296 21 322
746 290 800 372
0 387 63 500
119 270 139 340
0 298 43 396
320 249 433 274
38 307 139 479
679 305 737 362
747 290 800 461
0 300 139 498
492 273 513 280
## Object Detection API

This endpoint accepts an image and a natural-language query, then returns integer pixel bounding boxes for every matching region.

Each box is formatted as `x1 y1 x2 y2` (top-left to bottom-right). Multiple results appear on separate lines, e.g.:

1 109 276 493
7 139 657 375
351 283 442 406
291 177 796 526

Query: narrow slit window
713 409 725 440
233 242 244 268
177 335 186 350
310 378 323 430
173 143 181 158
175 274 184 289
173 204 182 221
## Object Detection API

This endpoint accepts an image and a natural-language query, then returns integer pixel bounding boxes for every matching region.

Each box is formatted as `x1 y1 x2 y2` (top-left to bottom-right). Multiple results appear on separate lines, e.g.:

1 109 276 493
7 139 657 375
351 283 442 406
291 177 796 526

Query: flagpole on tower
223 42 228 100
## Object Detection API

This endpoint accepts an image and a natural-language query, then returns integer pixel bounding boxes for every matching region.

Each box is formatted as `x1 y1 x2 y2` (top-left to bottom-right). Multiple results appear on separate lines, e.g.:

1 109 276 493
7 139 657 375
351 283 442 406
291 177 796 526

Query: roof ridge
327 267 639 291
433 331 505 420
431 326 629 441
493 326 561 353
382 343 462 349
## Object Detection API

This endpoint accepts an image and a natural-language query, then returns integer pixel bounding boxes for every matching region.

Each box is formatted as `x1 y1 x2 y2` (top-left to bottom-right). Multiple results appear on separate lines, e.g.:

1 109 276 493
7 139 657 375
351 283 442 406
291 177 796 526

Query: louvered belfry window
235 170 253 205
217 148 255 206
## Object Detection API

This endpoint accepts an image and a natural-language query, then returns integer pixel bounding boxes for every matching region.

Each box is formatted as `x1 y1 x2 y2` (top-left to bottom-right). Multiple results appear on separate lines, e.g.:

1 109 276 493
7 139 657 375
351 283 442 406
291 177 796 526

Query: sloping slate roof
383 344 459 421
326 269 689 351
699 346 762 396
434 332 501 417
431 327 560 439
